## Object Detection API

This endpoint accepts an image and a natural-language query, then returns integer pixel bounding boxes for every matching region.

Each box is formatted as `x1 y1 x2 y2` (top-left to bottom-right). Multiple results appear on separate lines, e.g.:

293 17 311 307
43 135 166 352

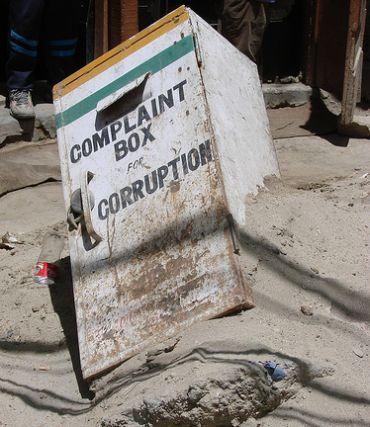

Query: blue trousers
6 0 80 90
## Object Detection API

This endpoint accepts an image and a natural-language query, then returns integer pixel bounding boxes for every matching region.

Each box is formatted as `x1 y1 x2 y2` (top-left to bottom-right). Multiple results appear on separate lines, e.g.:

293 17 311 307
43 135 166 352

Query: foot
9 89 35 119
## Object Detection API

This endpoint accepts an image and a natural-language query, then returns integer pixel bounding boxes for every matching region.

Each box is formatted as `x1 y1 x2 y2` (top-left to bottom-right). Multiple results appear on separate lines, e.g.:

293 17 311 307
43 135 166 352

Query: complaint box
54 6 279 379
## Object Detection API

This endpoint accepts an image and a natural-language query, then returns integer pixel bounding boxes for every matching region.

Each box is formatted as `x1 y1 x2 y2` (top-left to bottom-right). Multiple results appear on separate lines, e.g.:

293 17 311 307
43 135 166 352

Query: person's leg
6 0 45 90
6 0 45 118
43 0 80 87
221 0 266 63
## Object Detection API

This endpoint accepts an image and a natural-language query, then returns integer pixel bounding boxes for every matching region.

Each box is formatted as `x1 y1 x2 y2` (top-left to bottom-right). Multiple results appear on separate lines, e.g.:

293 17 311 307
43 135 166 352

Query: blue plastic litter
263 361 286 382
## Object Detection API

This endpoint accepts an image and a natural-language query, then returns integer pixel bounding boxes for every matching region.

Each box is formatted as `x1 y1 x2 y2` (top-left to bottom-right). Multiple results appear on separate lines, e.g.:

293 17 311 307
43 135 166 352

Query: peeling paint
54 8 278 380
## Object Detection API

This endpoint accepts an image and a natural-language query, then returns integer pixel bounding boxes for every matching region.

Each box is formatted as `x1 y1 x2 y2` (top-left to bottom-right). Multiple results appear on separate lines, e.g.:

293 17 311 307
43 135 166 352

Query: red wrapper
33 261 59 285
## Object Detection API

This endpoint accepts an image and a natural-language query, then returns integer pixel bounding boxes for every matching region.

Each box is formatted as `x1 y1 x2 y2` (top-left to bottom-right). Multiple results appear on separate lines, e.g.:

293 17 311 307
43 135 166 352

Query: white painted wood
189 11 280 228
55 8 278 379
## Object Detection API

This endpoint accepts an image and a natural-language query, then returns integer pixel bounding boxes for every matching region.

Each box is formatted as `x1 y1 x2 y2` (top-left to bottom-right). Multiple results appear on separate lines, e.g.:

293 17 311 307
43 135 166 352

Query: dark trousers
221 0 267 63
6 0 80 90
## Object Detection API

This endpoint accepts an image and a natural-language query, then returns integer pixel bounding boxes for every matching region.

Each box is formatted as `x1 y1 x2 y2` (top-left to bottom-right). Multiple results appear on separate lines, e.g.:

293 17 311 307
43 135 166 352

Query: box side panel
190 12 280 228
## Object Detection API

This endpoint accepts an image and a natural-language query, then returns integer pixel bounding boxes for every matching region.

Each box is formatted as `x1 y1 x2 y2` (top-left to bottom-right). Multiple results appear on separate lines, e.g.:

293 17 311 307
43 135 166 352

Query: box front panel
55 13 251 378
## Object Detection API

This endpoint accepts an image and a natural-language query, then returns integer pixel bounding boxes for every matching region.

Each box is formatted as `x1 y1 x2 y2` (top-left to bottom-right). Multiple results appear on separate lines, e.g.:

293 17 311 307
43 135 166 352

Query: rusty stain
123 252 196 301
169 181 181 193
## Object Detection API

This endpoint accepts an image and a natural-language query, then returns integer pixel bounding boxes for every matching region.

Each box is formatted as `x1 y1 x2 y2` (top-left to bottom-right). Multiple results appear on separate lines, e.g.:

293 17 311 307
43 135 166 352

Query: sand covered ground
0 134 369 426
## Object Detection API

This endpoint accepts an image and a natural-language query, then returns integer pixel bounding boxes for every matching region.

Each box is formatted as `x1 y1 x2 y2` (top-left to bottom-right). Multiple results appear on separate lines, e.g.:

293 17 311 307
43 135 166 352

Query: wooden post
94 0 139 58
303 0 319 86
109 0 139 48
313 0 350 98
340 0 367 126
94 0 109 57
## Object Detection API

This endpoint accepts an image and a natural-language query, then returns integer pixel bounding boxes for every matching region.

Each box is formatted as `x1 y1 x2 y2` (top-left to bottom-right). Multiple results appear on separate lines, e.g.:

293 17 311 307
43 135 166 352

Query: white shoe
9 89 35 119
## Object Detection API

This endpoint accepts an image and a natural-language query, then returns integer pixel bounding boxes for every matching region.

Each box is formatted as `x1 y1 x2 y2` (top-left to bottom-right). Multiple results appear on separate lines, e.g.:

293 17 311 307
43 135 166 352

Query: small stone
353 348 364 358
2 232 20 244
187 385 205 404
32 306 40 313
0 242 14 250
38 366 50 371
311 267 319 274
5 330 14 339
301 305 314 316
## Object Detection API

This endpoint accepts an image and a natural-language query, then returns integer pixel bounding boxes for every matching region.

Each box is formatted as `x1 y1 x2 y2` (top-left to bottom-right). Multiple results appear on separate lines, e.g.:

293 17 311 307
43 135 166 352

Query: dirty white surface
0 133 369 426
193 11 279 228
54 9 276 379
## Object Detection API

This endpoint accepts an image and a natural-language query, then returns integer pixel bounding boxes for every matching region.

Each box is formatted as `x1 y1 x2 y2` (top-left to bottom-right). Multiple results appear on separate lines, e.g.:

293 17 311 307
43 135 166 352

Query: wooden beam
340 0 367 126
109 0 139 48
314 0 349 98
303 0 318 86
94 0 109 58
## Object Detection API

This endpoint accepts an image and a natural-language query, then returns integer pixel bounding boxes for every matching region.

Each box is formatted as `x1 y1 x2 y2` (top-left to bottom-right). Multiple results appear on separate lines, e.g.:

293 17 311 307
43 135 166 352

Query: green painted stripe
56 35 194 128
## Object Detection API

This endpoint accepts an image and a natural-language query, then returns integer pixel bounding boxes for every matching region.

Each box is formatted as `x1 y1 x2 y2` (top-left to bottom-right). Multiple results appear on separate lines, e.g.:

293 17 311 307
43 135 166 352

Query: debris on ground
300 305 314 316
32 232 64 286
0 231 24 249
263 361 286 382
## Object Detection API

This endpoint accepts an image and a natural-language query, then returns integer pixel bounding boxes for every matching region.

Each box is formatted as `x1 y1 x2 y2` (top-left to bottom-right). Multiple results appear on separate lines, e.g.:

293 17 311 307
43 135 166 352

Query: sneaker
9 89 35 119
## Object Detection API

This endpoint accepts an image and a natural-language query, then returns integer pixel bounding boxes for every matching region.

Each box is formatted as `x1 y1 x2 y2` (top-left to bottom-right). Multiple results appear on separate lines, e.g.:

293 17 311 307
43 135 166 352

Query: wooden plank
341 0 367 126
314 0 349 98
109 0 139 48
94 0 109 58
303 0 318 86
